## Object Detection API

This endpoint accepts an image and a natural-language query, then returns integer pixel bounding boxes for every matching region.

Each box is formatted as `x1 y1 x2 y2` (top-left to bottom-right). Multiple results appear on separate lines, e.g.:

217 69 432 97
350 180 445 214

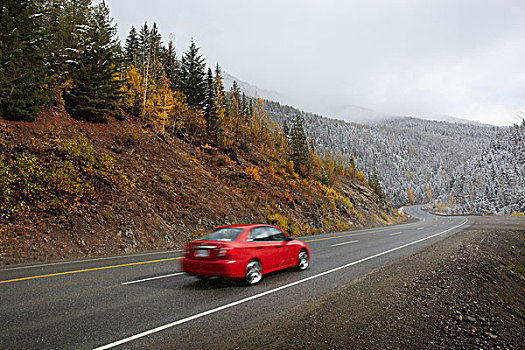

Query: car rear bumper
182 258 244 278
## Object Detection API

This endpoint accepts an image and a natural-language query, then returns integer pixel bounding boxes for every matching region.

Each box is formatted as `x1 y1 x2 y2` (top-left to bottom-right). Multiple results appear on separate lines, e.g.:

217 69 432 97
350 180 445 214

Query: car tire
245 259 262 285
296 249 309 271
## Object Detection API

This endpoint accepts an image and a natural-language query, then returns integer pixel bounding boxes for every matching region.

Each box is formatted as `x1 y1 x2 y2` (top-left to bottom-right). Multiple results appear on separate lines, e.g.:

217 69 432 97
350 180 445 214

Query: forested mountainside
263 100 505 208
436 120 525 215
0 1 400 264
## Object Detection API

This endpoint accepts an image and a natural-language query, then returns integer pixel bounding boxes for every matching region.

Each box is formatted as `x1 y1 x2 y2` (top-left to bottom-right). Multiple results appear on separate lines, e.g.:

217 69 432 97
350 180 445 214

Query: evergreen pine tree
137 22 150 72
230 80 241 107
0 0 47 121
124 26 139 65
204 68 219 142
214 64 225 98
213 63 227 143
242 93 248 115
178 40 206 109
41 0 91 109
65 1 121 122
163 39 178 89
368 166 383 196
214 63 227 114
289 113 311 177
229 81 242 143
149 22 163 86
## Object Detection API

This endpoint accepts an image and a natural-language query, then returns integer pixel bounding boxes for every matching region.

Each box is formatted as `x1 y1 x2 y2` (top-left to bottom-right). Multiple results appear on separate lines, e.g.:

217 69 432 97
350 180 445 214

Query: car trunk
187 241 227 260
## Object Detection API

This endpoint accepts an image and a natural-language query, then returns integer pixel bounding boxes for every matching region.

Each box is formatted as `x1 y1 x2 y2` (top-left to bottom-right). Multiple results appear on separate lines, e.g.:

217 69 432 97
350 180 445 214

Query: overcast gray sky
106 0 525 126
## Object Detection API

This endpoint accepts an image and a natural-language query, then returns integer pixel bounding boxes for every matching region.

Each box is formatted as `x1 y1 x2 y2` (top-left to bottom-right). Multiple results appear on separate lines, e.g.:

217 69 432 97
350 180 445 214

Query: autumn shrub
317 183 352 215
267 163 276 176
245 167 260 182
117 173 135 195
0 153 94 221
57 137 96 169
0 136 133 222
341 197 353 211
267 213 290 233
356 171 367 184
120 126 139 145
290 224 302 237
161 175 173 184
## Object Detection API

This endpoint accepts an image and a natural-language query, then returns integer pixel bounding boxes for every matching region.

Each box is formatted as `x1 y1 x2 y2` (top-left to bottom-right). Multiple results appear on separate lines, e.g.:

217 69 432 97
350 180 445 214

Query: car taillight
217 247 235 258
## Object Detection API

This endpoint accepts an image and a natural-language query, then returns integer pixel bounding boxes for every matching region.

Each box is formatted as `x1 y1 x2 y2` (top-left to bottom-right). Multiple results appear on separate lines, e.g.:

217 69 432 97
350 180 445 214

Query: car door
267 228 296 268
247 227 281 272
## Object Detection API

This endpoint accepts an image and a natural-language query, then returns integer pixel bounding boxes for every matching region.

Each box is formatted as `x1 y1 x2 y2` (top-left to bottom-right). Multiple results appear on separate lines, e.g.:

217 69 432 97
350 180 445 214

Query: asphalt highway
0 206 469 349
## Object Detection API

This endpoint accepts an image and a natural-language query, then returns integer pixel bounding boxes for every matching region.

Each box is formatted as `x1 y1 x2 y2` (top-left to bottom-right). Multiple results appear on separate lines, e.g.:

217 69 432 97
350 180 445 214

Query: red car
182 224 310 285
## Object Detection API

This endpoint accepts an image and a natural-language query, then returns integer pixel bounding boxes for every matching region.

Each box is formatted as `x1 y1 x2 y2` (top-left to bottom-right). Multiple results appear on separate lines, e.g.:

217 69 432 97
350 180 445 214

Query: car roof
213 223 275 230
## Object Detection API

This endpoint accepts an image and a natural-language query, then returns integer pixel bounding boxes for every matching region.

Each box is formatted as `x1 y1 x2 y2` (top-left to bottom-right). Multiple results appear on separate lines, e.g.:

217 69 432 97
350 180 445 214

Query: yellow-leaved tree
152 76 174 134
426 183 432 201
121 65 144 117
407 188 415 204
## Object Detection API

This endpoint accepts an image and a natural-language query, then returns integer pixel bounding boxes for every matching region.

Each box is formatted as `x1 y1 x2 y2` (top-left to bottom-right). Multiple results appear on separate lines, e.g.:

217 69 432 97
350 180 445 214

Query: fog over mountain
108 0 525 127
223 74 496 127
222 72 286 104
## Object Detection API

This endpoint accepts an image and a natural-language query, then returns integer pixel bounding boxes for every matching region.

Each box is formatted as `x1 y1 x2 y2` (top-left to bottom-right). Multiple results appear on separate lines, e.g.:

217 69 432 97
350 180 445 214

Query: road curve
0 206 469 349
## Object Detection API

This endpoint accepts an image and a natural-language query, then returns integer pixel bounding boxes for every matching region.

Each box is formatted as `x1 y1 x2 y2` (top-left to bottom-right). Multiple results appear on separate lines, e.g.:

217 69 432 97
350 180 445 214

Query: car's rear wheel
245 259 262 285
297 249 309 271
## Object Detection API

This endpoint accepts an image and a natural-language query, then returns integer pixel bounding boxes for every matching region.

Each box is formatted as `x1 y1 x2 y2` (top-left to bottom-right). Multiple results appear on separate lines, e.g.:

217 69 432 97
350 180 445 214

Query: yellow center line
1 222 423 284
0 257 182 285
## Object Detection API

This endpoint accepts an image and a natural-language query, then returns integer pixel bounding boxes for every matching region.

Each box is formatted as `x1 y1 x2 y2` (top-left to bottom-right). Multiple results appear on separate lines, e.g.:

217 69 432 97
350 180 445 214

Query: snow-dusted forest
438 121 525 214
263 100 524 214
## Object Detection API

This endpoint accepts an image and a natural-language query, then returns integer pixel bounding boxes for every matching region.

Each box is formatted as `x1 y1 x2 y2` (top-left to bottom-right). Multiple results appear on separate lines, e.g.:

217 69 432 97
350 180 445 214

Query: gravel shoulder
213 216 525 349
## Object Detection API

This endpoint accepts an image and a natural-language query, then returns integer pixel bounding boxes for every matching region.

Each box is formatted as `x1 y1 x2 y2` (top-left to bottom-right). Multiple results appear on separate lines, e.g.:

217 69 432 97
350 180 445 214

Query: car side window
248 227 271 242
268 228 286 241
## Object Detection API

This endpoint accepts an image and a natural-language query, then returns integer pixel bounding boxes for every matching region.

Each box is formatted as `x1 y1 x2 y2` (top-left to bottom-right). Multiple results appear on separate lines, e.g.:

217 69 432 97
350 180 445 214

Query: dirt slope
0 111 402 264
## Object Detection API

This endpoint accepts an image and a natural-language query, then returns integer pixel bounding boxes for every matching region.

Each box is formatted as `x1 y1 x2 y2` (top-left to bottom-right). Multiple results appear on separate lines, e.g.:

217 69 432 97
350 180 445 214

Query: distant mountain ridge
327 104 385 124
223 74 496 127
415 115 492 127
222 72 286 103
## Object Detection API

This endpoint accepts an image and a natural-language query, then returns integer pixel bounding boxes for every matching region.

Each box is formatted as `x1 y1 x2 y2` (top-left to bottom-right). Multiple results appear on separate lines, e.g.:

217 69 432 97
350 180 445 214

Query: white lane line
389 232 402 236
122 273 184 285
330 240 359 247
417 227 424 230
302 220 423 243
93 218 468 350
0 250 182 272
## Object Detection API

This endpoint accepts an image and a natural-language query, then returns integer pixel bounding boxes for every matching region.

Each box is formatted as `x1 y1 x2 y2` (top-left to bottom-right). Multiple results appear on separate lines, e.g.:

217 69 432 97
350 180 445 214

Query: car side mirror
286 236 295 241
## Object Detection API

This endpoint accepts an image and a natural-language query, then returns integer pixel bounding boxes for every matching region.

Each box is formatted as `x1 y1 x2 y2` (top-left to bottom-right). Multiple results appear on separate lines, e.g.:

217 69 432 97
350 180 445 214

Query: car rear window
199 228 243 241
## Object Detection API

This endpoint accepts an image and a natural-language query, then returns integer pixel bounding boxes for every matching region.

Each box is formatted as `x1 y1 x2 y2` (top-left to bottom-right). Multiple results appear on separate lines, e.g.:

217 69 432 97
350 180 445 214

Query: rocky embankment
0 111 401 265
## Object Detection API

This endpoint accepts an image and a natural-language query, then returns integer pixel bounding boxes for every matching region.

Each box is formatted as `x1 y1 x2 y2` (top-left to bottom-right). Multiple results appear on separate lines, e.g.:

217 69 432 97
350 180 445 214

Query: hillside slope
0 111 402 265
264 100 499 206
